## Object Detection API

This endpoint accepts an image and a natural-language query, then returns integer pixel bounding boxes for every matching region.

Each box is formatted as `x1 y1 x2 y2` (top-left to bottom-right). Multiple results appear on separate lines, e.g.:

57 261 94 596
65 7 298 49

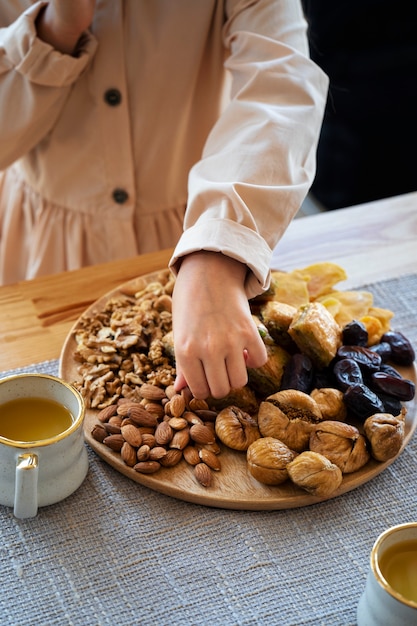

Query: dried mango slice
294 262 348 300
270 270 310 308
366 306 394 335
317 290 374 328
360 316 384 346
316 296 342 319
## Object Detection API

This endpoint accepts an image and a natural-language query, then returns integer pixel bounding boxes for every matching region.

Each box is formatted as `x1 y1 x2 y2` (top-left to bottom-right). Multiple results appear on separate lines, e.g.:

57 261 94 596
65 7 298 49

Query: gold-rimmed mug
0 373 88 519
357 522 417 625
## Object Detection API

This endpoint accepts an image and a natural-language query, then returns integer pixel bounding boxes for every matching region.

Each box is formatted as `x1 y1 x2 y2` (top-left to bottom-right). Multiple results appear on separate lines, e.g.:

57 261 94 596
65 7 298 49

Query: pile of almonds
91 382 222 487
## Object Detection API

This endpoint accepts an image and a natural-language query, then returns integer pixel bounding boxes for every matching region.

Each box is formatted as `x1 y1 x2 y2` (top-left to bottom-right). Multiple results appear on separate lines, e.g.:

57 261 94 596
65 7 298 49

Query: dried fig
364 410 406 462
310 388 347 422
215 406 260 451
247 437 297 485
309 420 370 473
287 451 343 497
257 389 322 452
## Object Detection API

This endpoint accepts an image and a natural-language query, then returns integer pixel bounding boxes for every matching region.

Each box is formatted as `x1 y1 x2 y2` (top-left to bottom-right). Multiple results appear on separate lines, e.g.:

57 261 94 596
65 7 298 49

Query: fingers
174 332 268 400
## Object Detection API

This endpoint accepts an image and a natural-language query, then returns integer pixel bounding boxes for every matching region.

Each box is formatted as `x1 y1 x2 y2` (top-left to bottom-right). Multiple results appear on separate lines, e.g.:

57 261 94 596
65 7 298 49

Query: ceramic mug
357 522 417 625
0 373 88 519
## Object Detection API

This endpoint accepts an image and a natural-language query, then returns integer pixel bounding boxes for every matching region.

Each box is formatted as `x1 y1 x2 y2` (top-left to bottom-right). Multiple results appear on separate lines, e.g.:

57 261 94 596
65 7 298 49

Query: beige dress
0 0 328 295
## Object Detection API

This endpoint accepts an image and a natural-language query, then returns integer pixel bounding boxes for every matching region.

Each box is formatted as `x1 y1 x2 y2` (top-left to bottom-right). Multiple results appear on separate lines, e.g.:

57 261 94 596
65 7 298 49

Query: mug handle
14 453 39 519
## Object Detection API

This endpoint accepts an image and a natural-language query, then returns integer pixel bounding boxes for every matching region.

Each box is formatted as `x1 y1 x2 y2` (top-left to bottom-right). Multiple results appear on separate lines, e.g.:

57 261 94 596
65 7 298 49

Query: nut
154 421 174 446
133 461 161 474
127 405 158 428
189 423 216 445
183 445 201 466
97 405 118 422
199 448 221 471
121 441 137 467
170 429 190 450
91 423 107 443
121 424 143 448
159 449 183 467
167 394 186 418
139 383 167 401
103 434 124 452
194 462 212 487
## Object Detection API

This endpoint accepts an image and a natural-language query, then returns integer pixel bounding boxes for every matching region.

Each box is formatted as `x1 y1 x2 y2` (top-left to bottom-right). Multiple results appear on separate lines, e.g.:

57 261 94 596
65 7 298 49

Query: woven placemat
1 275 416 626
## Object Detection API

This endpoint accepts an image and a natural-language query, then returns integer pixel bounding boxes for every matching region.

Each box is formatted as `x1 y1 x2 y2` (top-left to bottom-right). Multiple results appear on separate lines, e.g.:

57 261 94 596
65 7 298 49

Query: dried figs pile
279 321 415 422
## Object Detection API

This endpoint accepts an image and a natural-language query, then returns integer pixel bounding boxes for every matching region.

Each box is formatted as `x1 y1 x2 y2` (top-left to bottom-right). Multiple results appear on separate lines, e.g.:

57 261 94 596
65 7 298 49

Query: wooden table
1 191 416 371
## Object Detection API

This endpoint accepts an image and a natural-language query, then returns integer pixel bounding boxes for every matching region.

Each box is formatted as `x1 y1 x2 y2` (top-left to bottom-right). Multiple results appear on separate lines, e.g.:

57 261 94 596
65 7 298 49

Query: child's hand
36 0 96 55
172 251 267 400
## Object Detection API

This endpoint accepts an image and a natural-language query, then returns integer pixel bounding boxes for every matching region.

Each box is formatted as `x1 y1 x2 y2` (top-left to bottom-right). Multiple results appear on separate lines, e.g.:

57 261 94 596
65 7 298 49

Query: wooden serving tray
59 271 417 510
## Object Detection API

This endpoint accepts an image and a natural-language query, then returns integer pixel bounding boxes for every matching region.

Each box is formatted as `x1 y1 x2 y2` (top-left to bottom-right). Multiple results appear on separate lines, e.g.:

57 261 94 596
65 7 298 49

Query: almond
104 422 121 435
121 441 137 467
97 405 118 423
149 446 168 461
133 461 161 474
168 417 188 430
141 433 156 448
91 423 107 443
170 429 190 450
137 444 151 461
139 383 167 402
168 394 186 418
183 445 200 466
189 397 209 412
144 402 165 419
128 405 158 428
159 449 183 467
194 462 212 487
155 421 173 446
199 448 221 471
121 424 143 448
189 423 216 445
103 434 124 452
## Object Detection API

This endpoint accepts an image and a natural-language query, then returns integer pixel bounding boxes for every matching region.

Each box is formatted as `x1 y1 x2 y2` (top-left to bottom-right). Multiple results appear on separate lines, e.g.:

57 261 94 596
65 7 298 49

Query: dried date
333 358 363 391
370 371 415 402
342 320 368 347
368 342 392 362
343 383 385 420
381 331 416 366
280 353 314 394
336 346 382 373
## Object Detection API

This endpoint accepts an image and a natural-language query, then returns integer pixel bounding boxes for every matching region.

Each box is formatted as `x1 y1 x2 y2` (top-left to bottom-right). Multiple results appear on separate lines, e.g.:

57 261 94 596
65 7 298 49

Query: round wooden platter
59 271 417 511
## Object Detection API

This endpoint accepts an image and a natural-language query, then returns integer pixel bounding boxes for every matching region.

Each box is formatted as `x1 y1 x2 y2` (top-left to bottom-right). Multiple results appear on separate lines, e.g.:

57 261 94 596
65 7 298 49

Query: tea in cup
357 522 417 625
0 373 88 518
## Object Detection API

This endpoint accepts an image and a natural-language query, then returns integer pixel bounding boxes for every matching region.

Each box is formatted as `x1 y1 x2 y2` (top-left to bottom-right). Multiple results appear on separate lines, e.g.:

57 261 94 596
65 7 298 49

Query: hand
36 1 96 55
172 251 267 399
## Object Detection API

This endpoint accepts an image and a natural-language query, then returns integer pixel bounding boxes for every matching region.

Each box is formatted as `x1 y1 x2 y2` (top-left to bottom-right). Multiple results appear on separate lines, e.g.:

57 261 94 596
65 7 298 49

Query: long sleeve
0 1 97 170
170 0 328 298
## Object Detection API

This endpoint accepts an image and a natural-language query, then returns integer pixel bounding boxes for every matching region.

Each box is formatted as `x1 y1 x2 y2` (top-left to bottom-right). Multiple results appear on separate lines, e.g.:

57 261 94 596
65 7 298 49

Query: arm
0 1 97 170
171 0 328 399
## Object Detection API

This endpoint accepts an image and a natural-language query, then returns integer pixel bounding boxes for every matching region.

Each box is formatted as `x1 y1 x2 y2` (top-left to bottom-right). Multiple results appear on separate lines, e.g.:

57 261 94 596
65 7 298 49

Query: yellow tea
0 397 73 442
379 539 417 603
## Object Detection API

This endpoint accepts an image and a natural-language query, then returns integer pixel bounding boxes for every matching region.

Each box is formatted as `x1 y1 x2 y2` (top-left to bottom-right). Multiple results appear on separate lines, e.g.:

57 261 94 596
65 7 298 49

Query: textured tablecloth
1 275 417 626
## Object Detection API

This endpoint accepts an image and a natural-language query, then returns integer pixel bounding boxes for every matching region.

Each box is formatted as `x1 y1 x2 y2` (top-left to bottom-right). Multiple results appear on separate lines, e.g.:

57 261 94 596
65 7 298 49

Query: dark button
104 88 122 106
112 188 129 204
